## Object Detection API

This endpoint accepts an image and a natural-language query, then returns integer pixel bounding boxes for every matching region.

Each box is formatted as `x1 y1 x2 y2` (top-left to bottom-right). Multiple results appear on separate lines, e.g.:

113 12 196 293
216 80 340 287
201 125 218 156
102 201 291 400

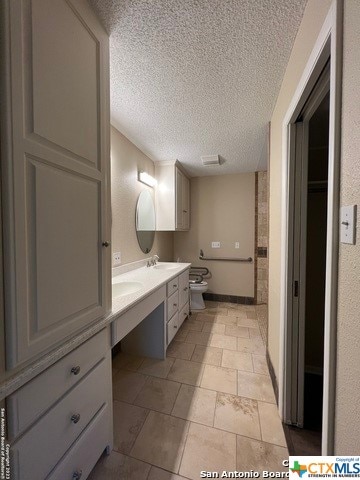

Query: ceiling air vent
201 155 220 166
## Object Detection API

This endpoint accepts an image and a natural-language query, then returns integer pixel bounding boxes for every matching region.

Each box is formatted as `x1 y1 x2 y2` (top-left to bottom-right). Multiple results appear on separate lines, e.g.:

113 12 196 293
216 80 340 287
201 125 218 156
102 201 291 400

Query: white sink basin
112 281 144 297
153 263 179 271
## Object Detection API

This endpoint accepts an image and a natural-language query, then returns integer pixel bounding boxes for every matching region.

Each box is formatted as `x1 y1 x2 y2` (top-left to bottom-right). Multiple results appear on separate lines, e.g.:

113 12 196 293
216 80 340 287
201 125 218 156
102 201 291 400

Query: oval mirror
136 190 156 254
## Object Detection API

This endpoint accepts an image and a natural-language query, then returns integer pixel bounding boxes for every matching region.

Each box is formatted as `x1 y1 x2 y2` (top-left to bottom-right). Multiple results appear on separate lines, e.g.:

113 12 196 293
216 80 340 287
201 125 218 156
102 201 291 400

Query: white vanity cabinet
155 161 190 231
166 269 190 345
1 0 111 368
7 328 113 480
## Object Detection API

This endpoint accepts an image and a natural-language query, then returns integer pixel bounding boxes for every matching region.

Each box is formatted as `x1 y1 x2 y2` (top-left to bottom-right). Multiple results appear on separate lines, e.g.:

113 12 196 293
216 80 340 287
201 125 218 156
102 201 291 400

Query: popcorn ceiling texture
88 0 307 176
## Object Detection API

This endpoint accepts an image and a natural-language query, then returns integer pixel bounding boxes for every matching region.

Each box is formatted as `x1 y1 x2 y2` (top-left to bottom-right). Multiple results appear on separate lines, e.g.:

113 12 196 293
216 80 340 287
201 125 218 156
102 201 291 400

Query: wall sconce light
138 171 157 188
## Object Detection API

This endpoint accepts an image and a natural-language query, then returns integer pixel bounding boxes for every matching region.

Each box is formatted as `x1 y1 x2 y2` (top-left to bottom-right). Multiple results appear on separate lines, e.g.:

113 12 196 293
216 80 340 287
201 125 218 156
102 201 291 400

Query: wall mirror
136 190 156 253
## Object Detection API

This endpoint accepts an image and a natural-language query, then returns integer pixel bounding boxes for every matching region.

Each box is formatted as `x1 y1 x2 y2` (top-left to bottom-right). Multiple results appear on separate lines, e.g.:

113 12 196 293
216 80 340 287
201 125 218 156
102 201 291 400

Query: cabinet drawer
7 328 109 440
11 353 112 480
178 302 189 329
167 277 178 297
48 403 112 480
167 290 179 320
167 312 179 345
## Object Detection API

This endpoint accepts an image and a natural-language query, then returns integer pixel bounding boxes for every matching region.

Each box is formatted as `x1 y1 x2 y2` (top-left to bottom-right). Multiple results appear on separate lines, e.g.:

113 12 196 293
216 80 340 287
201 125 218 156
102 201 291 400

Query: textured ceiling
89 0 307 176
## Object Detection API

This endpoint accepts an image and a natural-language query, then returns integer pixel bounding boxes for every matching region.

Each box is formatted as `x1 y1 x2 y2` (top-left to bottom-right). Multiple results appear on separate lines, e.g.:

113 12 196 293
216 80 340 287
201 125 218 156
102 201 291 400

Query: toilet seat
190 281 208 291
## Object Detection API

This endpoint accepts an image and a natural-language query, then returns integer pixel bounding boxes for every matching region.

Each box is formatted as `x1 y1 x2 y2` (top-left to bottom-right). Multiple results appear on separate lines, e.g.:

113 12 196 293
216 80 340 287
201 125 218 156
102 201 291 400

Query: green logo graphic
291 461 308 478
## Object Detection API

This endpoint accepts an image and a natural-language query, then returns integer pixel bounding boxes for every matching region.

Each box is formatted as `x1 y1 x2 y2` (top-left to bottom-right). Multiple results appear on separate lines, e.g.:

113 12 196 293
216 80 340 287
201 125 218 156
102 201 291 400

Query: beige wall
111 126 174 265
335 0 360 453
268 0 332 379
174 174 255 298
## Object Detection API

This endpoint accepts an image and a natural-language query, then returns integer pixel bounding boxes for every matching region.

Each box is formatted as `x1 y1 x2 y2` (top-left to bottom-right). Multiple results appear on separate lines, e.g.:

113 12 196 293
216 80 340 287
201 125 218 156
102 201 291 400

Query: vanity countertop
111 262 191 317
0 262 191 400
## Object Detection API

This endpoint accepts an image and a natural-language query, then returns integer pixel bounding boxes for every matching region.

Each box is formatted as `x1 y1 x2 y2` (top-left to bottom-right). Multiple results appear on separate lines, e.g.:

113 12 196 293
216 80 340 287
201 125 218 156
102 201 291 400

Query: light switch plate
340 205 357 245
235 242 240 249
113 252 121 266
211 241 220 248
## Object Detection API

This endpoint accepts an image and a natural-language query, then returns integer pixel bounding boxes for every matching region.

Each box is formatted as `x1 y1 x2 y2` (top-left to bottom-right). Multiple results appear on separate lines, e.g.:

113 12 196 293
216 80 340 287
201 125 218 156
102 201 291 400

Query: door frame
288 69 330 429
278 0 343 455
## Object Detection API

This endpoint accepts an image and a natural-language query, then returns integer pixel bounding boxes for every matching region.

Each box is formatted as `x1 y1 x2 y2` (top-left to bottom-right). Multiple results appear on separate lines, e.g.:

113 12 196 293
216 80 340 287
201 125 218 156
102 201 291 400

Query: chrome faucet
146 255 159 267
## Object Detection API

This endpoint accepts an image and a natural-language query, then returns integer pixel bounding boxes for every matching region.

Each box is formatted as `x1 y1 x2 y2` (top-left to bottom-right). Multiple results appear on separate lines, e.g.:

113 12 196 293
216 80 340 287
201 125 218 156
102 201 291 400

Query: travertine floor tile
184 331 212 346
237 337 266 355
252 355 269 375
190 345 223 366
179 422 236 480
214 393 261 439
148 466 189 480
184 319 204 331
113 401 148 454
249 327 262 338
236 436 288 474
172 384 217 426
202 322 226 334
112 370 148 403
221 349 253 372
131 411 189 473
225 325 250 338
204 307 228 315
212 315 237 326
134 377 181 414
138 357 175 378
112 352 145 372
196 313 217 323
174 327 188 342
227 308 248 319
201 364 237 395
167 358 204 386
210 333 237 350
237 371 276 403
88 452 151 480
237 317 259 328
258 402 287 447
167 341 196 360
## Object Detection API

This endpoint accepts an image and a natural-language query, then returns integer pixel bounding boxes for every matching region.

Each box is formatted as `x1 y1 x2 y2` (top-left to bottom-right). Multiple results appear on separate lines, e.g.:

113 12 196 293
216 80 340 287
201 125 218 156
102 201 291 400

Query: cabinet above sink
155 160 190 231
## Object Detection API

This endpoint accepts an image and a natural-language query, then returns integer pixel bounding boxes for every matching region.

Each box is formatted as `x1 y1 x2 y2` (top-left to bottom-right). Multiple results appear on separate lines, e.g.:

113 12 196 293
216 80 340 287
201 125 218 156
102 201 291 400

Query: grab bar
190 266 210 275
199 249 252 263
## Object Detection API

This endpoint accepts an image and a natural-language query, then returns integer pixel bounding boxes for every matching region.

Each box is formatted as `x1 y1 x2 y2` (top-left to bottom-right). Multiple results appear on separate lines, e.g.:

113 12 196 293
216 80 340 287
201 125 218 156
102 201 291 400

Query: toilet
189 281 208 310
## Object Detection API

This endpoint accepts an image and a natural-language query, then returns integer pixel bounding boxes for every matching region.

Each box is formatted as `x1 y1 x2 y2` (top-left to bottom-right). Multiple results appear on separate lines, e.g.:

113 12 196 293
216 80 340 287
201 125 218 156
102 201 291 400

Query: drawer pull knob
173 284 177 287
174 325 178 329
73 471 83 480
184 312 187 315
71 413 81 424
71 366 81 375
102 241 111 247
184 287 188 291
173 303 177 307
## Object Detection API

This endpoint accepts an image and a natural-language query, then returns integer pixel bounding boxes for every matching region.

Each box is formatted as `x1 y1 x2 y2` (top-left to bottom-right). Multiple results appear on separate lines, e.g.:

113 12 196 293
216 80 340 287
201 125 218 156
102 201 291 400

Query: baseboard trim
203 293 254 305
266 350 279 405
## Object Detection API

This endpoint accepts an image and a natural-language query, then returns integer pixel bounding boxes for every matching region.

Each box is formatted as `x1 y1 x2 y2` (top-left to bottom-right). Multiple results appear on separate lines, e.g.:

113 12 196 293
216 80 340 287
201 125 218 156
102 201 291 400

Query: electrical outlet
113 252 121 266
235 242 240 249
211 241 220 248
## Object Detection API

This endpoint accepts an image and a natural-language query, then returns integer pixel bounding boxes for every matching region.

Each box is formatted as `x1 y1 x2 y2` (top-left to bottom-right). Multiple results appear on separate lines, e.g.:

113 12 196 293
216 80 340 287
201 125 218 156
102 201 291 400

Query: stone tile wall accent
254 172 268 305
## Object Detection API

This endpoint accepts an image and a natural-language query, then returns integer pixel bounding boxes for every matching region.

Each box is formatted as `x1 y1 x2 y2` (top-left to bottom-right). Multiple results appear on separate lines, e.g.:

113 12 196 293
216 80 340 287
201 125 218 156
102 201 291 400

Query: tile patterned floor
89 301 288 480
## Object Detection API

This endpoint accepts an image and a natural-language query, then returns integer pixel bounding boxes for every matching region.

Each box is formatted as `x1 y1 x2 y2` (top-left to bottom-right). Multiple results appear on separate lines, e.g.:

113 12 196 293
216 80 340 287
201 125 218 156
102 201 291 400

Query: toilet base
190 291 206 310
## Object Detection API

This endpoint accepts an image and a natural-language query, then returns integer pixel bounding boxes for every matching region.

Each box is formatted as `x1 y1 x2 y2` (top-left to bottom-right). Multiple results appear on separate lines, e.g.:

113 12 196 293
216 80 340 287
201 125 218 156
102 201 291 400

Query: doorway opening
284 63 331 455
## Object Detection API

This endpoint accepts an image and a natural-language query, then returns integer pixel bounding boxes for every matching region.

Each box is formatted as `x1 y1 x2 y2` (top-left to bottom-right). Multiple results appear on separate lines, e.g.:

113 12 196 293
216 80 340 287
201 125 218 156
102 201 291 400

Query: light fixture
138 171 157 188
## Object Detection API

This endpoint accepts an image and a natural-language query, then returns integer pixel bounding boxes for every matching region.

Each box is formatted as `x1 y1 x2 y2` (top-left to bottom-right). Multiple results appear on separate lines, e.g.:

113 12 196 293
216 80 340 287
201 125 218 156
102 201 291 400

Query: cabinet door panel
175 168 183 229
32 0 99 167
179 270 190 308
182 175 190 230
2 0 110 367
